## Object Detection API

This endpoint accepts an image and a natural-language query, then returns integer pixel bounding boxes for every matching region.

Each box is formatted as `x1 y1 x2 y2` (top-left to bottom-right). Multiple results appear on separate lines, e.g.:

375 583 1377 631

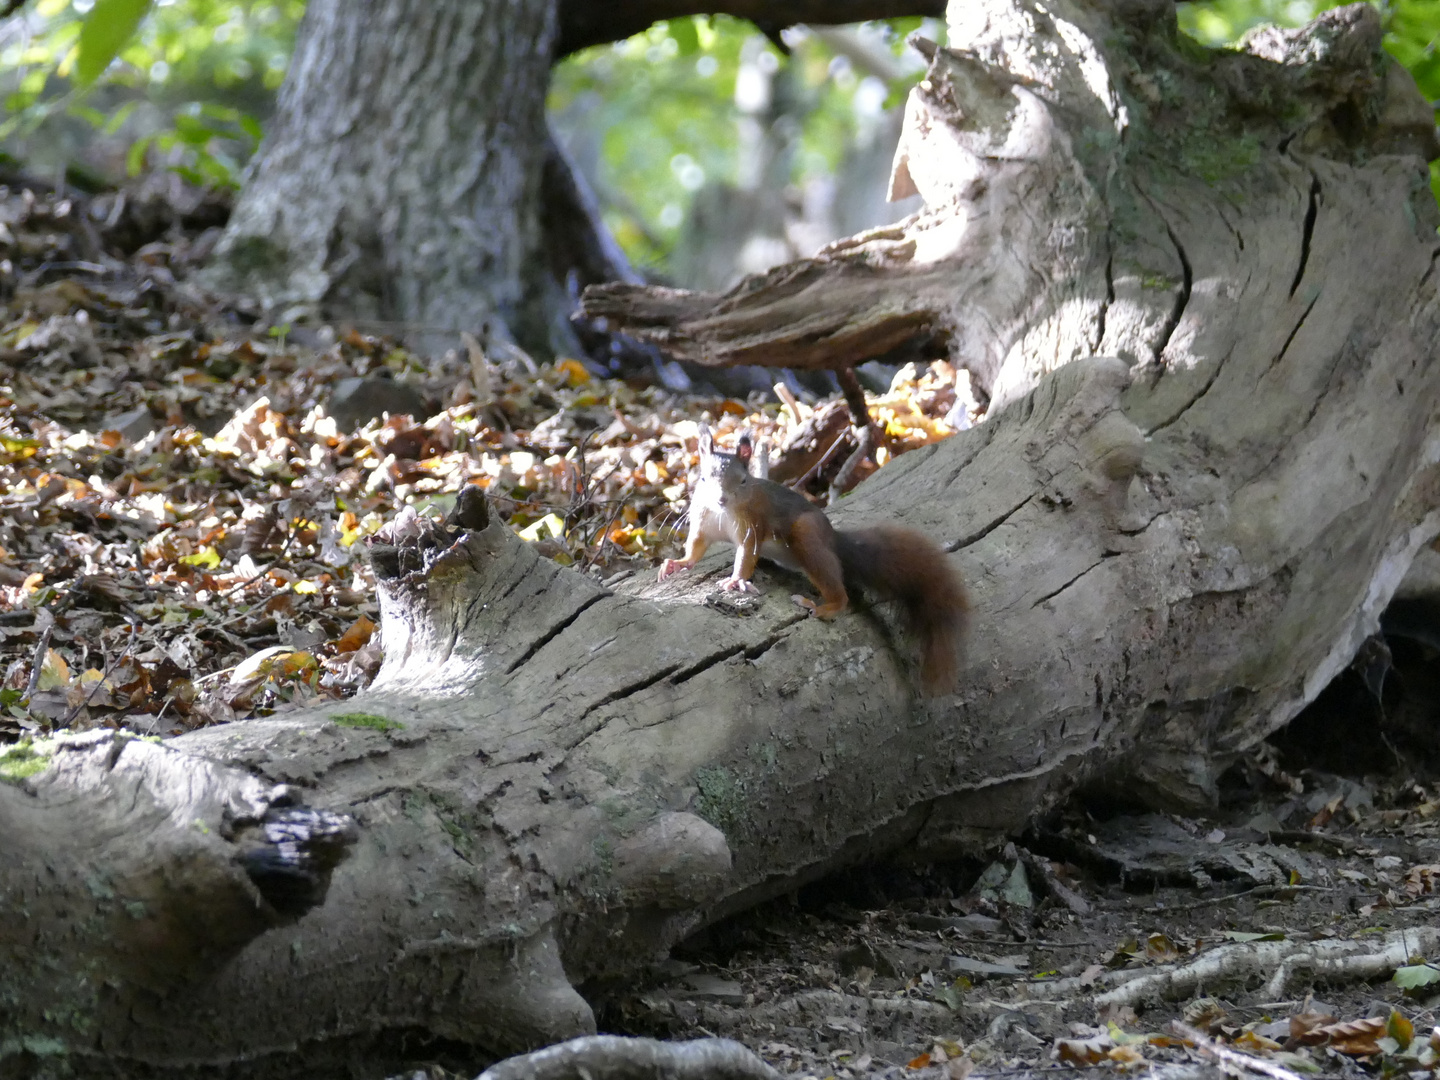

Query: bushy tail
834 526 969 695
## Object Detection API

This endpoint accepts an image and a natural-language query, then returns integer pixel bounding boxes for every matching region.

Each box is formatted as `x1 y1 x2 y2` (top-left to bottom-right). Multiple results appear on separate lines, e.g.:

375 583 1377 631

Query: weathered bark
203 0 562 355
5 1 1440 1076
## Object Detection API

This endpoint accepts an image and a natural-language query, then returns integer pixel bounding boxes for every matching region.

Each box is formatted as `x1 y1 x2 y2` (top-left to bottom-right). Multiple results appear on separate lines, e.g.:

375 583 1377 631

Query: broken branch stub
5 0 1440 1073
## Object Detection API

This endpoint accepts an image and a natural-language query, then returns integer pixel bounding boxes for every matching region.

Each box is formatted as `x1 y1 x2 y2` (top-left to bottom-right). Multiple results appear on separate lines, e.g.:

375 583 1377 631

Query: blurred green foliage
0 0 299 185
548 15 932 272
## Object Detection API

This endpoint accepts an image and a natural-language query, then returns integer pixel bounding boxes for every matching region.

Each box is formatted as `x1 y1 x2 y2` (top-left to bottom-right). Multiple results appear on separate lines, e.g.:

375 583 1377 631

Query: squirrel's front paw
722 576 759 594
658 559 688 582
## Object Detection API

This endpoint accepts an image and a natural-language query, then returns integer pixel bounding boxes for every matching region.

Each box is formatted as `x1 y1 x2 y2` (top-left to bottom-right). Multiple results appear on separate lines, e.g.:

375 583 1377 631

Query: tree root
1086 928 1440 1008
477 1036 781 1080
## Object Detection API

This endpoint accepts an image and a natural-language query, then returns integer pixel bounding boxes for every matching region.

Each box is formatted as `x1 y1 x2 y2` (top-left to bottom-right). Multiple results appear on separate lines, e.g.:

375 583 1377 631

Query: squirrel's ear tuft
735 434 753 464
697 423 713 457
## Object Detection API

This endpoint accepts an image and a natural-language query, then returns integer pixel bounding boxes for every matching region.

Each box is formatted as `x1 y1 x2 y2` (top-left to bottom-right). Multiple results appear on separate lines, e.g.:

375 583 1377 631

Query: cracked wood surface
5 2 1440 1075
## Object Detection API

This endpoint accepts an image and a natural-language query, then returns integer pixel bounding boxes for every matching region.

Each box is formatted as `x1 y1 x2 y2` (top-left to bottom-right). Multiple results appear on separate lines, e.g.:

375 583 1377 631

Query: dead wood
478 1035 781 1080
1071 928 1440 1007
6 1 1440 1075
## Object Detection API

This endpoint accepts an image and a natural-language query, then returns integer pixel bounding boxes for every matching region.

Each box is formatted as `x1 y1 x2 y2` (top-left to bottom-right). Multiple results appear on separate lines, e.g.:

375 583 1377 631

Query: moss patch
694 764 748 834
0 738 54 783
331 712 403 733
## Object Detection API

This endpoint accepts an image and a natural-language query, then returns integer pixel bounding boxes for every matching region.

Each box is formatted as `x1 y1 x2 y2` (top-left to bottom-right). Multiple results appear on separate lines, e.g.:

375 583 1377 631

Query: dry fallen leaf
1315 1016 1387 1056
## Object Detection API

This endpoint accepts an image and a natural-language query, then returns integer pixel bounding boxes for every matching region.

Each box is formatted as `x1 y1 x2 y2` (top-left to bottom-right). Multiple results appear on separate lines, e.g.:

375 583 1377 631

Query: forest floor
592 729 1440 1080
3 174 1439 1080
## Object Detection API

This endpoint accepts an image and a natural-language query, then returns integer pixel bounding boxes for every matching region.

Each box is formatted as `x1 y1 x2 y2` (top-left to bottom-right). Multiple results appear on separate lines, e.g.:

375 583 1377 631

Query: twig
1017 846 1092 915
792 424 854 490
24 620 54 699
773 380 805 425
60 622 139 727
1143 883 1335 914
1171 1021 1305 1080
834 365 879 444
828 424 874 503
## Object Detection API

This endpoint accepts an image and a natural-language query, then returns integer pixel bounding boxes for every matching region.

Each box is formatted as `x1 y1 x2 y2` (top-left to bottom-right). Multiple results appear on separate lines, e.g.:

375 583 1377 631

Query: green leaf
1393 963 1440 991
668 16 700 56
102 99 139 136
238 113 264 143
179 546 221 569
75 0 154 86
126 132 155 176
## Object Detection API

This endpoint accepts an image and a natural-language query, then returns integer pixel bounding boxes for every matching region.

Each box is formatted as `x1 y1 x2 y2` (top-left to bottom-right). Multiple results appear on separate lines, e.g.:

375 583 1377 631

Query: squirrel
658 425 968 694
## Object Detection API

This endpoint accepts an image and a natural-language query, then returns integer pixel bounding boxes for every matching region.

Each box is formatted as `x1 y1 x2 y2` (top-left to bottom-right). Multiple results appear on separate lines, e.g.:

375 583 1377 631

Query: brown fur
659 427 968 695
832 527 969 695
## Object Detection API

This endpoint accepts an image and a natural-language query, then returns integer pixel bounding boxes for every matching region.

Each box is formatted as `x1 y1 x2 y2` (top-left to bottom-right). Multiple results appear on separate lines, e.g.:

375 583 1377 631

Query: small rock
102 405 155 442
837 941 898 978
327 376 429 432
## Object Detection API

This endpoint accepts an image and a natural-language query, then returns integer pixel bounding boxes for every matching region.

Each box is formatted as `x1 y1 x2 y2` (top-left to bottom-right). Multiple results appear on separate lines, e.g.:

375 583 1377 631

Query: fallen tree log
4 0 1440 1076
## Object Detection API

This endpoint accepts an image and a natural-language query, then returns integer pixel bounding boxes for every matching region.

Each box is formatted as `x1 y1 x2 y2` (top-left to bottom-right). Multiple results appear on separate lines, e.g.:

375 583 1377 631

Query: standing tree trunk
203 0 564 355
202 0 946 358
6 1 1440 1077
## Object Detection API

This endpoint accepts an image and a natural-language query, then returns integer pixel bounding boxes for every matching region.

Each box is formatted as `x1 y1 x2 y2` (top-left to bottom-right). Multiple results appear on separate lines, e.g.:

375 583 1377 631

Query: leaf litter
0 173 974 740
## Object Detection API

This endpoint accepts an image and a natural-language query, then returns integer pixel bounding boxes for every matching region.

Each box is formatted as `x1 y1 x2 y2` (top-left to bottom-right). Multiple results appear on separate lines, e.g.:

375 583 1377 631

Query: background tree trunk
203 0 563 356
6 1 1440 1076
201 0 947 360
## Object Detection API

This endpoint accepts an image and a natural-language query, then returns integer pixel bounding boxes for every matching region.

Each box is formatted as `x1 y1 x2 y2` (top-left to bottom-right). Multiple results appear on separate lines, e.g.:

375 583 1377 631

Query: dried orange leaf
1053 1037 1110 1065
36 648 71 691
334 614 376 655
1106 1044 1146 1069
1316 1016 1386 1056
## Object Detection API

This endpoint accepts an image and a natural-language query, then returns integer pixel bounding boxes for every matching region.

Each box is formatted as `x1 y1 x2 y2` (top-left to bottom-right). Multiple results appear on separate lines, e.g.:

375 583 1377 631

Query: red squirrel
658 425 968 694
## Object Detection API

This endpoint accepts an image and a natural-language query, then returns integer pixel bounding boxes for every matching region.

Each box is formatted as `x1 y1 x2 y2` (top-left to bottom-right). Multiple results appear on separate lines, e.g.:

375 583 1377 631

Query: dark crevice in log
1029 558 1105 608
1145 349 1230 436
499 566 540 603
577 664 684 721
1154 223 1193 364
671 621 803 683
1096 243 1114 353
1270 294 1320 374
1416 245 1440 294
743 627 800 661
1290 172 1322 297
504 593 611 674
234 805 359 918
672 645 750 685
946 494 1035 552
